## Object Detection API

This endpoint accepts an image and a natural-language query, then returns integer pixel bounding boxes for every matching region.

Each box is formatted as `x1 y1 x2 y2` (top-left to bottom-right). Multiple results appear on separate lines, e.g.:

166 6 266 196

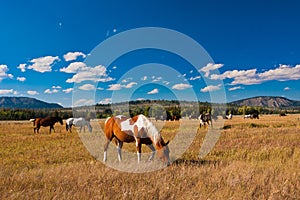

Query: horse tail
29 118 36 126
104 117 111 126
104 117 115 140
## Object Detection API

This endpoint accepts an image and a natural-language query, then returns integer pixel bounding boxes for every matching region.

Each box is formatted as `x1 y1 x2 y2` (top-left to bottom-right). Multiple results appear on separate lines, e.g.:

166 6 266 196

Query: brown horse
104 114 170 166
30 117 63 133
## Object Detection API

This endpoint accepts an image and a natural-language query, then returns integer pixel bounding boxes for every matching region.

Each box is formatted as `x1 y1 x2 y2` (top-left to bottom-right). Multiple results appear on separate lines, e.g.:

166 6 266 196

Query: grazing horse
104 114 170 166
66 117 92 133
199 113 212 128
31 117 63 134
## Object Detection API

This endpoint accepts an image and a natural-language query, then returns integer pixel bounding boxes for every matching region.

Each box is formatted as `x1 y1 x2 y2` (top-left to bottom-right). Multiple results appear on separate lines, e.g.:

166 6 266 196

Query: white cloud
63 52 86 61
17 64 26 72
65 65 113 83
59 62 87 73
78 84 96 91
107 84 122 91
0 64 13 81
284 87 291 91
121 78 132 83
200 63 224 77
172 83 192 90
201 84 221 92
52 86 61 89
189 76 201 81
27 90 39 95
147 88 159 94
209 64 300 86
258 64 300 81
63 88 73 93
44 89 59 94
152 77 162 82
17 77 26 82
141 76 147 81
98 98 112 104
74 98 94 106
0 89 16 95
27 56 60 73
123 82 137 88
228 86 242 91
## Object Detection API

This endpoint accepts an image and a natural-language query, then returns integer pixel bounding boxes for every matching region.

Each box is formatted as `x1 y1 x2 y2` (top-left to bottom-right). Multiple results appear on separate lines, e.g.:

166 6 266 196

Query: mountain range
230 96 300 108
0 96 300 109
0 97 63 109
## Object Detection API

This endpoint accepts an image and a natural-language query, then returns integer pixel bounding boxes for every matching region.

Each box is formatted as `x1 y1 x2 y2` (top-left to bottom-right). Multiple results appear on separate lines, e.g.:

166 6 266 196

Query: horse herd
28 113 259 166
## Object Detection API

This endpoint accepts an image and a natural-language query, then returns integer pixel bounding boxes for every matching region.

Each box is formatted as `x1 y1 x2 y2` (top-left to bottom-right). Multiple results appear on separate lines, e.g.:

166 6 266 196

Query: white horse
66 117 92 133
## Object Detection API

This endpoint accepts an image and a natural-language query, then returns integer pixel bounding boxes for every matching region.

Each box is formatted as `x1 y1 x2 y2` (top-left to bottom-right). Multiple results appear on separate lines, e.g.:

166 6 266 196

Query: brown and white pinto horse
104 114 170 166
30 117 63 134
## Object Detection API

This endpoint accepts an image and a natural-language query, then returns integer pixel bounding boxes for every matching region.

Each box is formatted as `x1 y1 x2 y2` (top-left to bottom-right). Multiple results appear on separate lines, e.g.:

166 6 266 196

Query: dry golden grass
1 115 300 199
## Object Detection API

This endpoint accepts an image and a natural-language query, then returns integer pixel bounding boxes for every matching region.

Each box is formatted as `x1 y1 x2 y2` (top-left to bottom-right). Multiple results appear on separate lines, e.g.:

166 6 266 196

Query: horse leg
135 137 142 163
147 144 156 161
117 141 123 161
103 139 111 162
50 125 55 133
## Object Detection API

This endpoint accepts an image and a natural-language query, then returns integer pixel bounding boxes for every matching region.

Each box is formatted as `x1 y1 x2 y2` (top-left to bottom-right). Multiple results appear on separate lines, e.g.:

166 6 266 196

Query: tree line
0 100 298 120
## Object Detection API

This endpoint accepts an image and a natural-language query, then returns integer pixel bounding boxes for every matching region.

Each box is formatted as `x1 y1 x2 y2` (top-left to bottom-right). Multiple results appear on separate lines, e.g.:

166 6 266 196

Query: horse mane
136 114 161 146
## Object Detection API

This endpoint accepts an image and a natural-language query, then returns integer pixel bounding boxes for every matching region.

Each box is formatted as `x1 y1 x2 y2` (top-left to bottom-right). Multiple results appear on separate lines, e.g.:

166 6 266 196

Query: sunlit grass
1 115 300 199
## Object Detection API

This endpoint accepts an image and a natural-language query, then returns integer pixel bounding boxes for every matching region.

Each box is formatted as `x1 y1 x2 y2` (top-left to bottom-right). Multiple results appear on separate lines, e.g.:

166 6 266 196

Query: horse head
157 140 170 166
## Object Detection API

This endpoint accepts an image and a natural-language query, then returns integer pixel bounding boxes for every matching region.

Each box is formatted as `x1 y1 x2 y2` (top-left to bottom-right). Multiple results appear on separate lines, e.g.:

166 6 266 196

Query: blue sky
0 0 300 107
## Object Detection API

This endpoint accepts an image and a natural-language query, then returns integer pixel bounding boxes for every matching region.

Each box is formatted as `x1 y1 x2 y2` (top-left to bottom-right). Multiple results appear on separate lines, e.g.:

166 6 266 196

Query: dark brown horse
30 117 63 133
104 114 170 166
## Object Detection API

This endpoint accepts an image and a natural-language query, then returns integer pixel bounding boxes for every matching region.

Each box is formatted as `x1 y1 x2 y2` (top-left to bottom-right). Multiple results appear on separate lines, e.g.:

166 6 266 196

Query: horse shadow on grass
172 158 221 167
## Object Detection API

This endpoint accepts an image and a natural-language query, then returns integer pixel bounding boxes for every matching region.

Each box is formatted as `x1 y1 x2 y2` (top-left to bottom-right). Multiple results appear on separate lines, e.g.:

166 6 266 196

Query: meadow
0 114 300 199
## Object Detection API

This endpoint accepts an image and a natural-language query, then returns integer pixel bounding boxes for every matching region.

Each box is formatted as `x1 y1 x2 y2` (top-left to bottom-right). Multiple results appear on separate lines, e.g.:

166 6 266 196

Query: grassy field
1 115 300 199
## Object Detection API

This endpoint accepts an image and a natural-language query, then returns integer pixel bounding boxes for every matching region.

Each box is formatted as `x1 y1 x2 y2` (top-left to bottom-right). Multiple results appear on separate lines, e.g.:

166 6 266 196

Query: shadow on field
173 158 220 166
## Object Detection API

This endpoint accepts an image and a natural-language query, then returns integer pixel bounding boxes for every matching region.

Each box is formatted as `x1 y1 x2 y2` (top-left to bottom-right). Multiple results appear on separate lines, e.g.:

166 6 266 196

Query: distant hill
0 97 63 109
230 96 300 108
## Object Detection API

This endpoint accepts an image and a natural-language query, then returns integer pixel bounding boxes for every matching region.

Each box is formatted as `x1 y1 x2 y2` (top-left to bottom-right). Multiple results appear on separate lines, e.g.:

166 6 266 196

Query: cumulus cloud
44 88 59 94
209 64 300 85
0 64 13 81
17 77 26 82
27 90 39 95
65 65 114 83
98 98 112 104
27 56 60 73
172 83 192 90
258 64 300 81
52 86 61 89
284 87 291 91
78 84 96 91
189 76 201 81
147 88 159 94
63 52 86 61
107 84 122 91
200 63 224 77
200 84 221 92
228 86 242 91
17 64 26 72
0 89 17 95
63 88 73 93
74 98 94 106
59 62 88 73
123 82 137 88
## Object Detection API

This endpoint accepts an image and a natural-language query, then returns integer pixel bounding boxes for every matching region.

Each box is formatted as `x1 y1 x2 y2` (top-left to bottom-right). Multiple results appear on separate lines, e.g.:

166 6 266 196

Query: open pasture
1 115 300 199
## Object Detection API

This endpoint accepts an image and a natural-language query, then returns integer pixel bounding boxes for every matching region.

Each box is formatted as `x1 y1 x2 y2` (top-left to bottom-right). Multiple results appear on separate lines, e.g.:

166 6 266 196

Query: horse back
105 115 149 143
